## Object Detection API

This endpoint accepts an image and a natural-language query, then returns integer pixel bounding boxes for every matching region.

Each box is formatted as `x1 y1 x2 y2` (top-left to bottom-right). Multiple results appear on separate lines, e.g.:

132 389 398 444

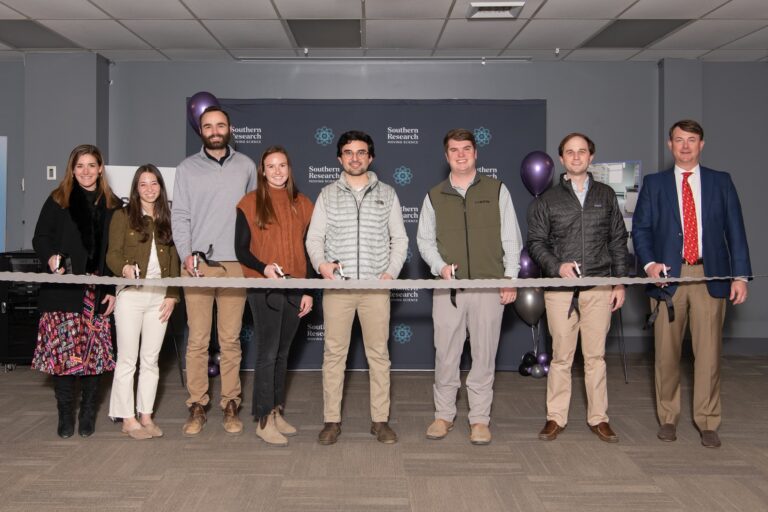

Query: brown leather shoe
538 420 565 441
426 419 454 440
318 422 341 445
469 423 492 445
700 430 721 448
589 422 619 443
222 400 243 435
657 423 677 442
371 422 398 444
182 403 206 437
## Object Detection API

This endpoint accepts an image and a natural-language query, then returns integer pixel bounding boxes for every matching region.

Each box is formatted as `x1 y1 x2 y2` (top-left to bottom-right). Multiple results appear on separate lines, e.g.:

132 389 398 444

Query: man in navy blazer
632 119 751 448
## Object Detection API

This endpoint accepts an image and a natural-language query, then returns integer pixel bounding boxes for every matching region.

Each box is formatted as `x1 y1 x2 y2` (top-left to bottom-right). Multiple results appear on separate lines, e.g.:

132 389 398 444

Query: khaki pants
184 261 246 409
544 286 612 427
653 264 726 431
322 289 391 423
432 289 505 426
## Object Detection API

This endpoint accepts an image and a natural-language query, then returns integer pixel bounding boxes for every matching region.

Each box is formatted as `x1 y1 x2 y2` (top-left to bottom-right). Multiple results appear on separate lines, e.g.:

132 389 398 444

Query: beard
202 131 231 150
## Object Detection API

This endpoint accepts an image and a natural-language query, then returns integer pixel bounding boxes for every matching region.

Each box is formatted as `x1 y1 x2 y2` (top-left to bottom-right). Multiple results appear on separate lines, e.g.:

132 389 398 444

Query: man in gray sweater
306 130 408 445
172 106 257 436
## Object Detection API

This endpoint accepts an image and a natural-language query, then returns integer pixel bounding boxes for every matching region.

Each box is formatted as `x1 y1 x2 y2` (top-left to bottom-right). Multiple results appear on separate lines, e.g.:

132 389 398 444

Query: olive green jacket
107 207 180 300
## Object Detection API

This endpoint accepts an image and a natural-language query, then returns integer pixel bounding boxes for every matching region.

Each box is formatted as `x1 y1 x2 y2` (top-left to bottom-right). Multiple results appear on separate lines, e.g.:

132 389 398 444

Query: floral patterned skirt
32 287 115 376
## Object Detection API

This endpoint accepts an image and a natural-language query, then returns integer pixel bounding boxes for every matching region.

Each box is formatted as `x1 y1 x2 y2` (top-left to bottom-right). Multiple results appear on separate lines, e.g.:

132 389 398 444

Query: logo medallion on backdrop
231 126 262 145
393 165 413 186
387 127 419 145
473 126 492 147
392 323 414 344
314 126 335 146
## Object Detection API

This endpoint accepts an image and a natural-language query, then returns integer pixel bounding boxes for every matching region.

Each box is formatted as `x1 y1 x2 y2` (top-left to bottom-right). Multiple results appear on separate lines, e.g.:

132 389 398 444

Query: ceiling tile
97 49 167 61
365 48 433 56
90 0 192 19
508 19 608 49
163 49 234 61
536 0 636 19
366 20 443 48
365 0 453 19
0 4 24 19
203 20 292 48
184 0 277 19
564 48 639 60
233 48 299 58
274 0 362 19
720 25 768 49
39 20 150 49
450 0 546 19
439 19 524 48
2 0 109 19
651 19 767 49
701 49 768 60
621 0 730 19
630 49 708 60
705 0 768 19
121 20 220 48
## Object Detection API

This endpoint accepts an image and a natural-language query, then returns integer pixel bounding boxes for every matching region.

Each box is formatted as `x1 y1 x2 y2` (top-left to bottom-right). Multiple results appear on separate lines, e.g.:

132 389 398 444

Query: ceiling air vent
466 1 525 19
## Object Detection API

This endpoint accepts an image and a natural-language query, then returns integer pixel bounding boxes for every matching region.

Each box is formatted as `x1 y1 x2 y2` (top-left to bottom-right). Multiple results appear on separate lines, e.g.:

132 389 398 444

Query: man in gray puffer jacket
527 132 628 444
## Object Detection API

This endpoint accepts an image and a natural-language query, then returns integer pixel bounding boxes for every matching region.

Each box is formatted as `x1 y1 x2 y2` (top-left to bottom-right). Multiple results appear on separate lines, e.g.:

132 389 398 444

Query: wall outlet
46 166 56 180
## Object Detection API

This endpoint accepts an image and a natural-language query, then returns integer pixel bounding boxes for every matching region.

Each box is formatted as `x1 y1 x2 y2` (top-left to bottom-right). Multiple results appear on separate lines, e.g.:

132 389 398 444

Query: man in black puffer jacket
527 133 628 444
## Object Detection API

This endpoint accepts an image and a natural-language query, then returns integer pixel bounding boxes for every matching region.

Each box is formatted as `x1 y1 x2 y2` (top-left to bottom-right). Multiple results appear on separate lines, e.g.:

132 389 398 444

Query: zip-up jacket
527 172 628 278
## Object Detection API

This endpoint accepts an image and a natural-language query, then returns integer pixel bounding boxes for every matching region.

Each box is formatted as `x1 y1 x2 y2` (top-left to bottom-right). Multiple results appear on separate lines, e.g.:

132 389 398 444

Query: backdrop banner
184 98 547 370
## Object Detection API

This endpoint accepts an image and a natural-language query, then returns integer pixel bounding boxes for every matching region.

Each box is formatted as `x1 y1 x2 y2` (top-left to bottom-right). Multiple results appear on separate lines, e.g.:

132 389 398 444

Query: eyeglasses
341 149 369 159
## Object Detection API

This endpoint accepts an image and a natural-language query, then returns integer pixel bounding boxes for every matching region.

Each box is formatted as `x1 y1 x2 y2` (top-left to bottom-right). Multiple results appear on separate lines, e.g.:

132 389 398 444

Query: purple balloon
207 363 220 378
187 91 221 133
542 363 550 375
520 150 555 197
537 352 551 365
518 248 541 279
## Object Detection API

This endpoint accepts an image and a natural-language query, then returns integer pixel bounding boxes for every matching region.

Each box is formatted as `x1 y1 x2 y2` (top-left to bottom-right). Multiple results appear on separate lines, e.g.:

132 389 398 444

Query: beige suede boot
273 407 297 437
256 411 288 447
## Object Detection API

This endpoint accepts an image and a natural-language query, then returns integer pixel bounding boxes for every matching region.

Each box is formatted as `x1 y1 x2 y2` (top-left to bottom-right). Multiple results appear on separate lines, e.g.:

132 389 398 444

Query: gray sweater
172 147 257 262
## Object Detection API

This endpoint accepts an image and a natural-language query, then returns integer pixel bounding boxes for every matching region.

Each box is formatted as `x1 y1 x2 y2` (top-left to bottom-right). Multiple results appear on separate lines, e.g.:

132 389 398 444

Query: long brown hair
51 144 119 209
127 164 173 245
253 146 299 230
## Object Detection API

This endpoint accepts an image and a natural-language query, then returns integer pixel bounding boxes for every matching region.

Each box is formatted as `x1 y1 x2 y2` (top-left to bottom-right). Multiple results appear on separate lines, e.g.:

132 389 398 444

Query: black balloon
513 287 546 326
518 363 532 377
530 364 545 379
518 248 541 279
522 351 537 367
207 363 220 377
520 150 555 197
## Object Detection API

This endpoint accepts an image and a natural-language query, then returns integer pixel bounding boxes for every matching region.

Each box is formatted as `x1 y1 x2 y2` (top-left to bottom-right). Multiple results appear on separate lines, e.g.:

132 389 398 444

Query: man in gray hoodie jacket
172 106 256 437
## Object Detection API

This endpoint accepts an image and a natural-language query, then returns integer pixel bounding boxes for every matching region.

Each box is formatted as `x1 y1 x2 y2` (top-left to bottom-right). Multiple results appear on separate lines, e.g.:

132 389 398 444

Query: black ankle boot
78 375 100 437
53 376 76 438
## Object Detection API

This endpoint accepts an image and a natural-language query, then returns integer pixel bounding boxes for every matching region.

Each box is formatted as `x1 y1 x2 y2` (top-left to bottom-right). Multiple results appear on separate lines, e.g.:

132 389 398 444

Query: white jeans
108 286 168 418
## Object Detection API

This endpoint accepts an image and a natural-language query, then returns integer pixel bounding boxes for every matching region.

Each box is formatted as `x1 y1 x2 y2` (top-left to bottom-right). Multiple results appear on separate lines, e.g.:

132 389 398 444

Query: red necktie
682 172 699 264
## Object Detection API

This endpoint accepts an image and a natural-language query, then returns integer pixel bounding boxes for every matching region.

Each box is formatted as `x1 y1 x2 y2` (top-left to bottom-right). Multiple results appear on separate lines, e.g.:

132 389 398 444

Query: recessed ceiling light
466 1 525 19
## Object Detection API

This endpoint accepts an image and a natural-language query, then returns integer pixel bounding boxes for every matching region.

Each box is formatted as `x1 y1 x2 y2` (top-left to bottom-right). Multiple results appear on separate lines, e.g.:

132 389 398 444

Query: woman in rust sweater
235 145 314 446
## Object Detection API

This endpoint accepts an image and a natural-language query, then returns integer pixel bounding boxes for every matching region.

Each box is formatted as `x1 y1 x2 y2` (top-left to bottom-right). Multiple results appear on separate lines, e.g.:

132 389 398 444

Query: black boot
53 376 76 438
78 375 100 437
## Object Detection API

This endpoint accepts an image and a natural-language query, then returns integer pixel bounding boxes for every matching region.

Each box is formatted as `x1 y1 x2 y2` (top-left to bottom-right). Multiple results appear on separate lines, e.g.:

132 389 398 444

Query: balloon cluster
208 351 221 378
518 351 551 378
187 91 221 133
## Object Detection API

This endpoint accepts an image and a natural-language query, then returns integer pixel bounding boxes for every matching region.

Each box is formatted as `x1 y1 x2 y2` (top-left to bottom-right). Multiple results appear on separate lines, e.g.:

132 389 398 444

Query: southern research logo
392 323 413 344
387 126 420 145
392 288 419 303
231 125 262 145
393 165 413 186
306 323 325 343
314 126 335 146
401 205 419 224
474 126 492 147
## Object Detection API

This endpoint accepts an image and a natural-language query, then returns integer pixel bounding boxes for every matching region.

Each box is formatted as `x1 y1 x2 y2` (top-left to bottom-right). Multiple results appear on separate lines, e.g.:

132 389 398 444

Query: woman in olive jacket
32 144 121 439
106 164 180 440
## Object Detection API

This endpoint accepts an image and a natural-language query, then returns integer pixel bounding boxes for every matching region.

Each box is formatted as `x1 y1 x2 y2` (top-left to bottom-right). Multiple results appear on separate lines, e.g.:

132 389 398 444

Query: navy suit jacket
632 166 751 299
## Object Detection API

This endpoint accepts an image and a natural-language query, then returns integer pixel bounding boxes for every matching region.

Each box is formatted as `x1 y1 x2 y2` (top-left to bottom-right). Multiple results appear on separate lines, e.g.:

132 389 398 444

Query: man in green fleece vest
417 128 522 445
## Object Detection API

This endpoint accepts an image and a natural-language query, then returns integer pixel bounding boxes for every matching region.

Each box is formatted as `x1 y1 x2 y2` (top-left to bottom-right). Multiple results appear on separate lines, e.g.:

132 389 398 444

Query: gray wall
0 62 25 251
2 56 766 349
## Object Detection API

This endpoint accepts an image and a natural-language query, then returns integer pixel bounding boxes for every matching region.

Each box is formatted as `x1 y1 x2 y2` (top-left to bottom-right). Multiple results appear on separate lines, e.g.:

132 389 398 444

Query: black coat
33 186 118 313
527 173 628 278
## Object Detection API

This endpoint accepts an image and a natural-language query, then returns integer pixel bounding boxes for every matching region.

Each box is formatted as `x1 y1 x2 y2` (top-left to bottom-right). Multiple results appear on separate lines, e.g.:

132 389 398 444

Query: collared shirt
674 164 703 257
567 175 590 207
